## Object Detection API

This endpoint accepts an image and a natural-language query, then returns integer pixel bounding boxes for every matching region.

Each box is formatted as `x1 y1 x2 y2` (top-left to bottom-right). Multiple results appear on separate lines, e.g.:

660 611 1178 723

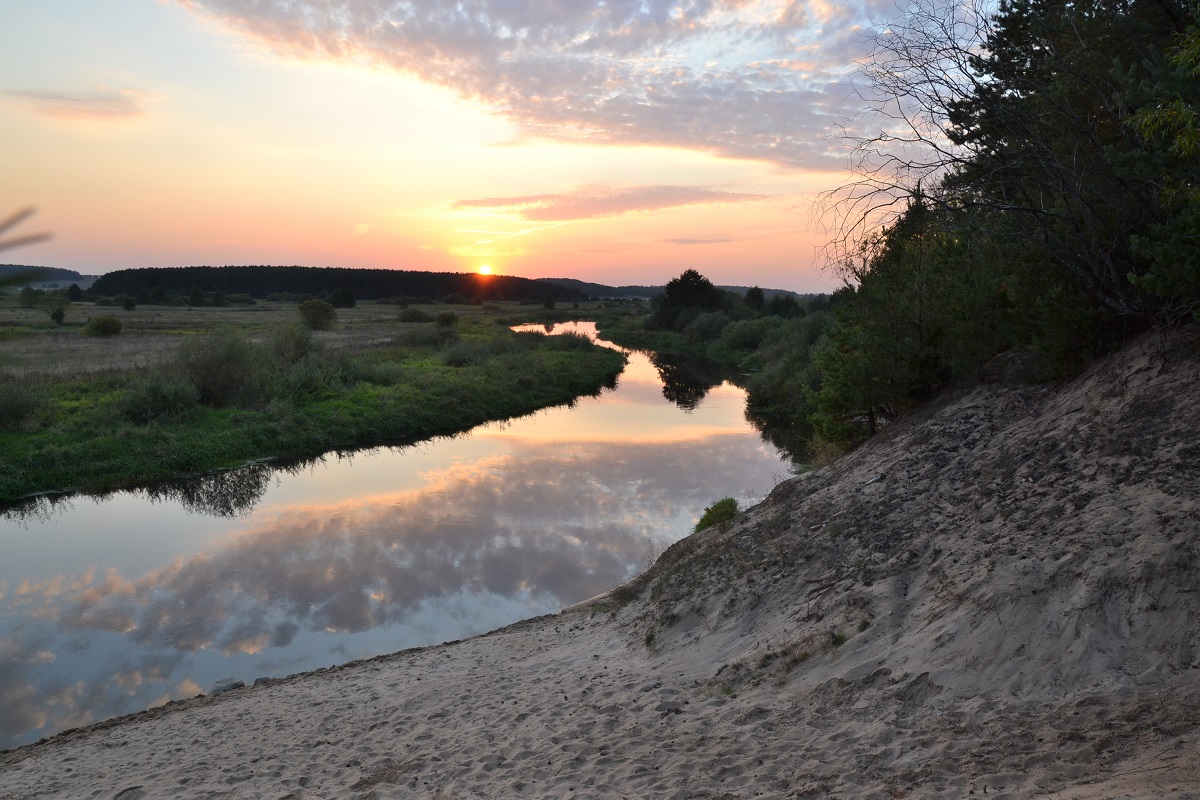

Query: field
0 297 628 507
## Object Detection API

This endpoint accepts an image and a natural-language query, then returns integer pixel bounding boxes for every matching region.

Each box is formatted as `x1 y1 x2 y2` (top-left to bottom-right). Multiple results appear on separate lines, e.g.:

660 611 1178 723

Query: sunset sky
0 0 892 291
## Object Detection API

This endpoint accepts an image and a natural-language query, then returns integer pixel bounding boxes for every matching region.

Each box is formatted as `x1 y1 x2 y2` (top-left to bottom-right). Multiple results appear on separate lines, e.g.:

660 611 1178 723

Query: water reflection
649 351 741 411
0 323 790 749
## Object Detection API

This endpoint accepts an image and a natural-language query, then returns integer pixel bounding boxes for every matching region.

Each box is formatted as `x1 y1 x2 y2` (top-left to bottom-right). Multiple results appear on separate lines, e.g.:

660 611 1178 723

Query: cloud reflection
0 433 781 749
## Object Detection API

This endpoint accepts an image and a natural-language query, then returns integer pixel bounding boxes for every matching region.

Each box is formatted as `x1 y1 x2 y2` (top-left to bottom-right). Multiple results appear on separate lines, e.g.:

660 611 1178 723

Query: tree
66 284 83 302
18 286 38 308
649 269 728 331
298 299 337 330
330 288 357 308
834 0 1191 320
744 286 765 312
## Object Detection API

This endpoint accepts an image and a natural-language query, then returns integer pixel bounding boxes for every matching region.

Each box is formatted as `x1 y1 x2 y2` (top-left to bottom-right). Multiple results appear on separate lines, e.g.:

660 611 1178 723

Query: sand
2 326 1199 799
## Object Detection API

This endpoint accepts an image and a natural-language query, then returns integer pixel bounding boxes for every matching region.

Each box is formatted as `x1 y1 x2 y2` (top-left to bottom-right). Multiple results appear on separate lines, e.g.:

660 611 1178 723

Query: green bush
273 355 343 398
82 315 123 337
681 311 729 343
721 318 780 351
121 375 200 423
298 299 337 330
435 311 459 327
177 333 269 407
695 497 738 532
0 381 43 430
272 323 318 364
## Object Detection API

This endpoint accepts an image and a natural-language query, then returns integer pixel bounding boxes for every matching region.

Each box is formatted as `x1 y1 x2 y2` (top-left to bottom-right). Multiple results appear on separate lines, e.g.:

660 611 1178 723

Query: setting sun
478 265 492 275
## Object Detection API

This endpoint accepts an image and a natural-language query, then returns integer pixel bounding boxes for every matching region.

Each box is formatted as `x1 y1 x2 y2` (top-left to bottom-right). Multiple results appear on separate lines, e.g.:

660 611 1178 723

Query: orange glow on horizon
478 264 492 275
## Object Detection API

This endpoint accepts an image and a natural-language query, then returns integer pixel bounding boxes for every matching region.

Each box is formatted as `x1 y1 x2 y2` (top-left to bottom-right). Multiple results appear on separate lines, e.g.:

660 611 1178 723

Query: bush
0 381 43 430
298 299 337 330
694 497 738 532
683 311 730 343
177 333 269 407
121 375 200 423
49 306 66 326
721 318 780 351
435 311 459 327
82 315 124 337
443 293 466 305
272 323 318 364
399 308 430 323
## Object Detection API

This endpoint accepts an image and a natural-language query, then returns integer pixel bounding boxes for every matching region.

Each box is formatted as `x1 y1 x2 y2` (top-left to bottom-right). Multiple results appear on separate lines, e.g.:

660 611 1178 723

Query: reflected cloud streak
0 434 781 749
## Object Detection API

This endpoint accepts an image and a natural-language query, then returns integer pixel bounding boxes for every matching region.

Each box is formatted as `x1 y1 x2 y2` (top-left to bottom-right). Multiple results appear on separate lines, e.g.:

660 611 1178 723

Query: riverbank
0 302 626 506
3 327 1196 797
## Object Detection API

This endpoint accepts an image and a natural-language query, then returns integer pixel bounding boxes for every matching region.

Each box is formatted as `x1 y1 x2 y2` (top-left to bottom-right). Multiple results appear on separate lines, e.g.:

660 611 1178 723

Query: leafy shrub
273 355 343 397
721 318 781 351
82 315 123 337
694 497 738 533
177 333 269 407
298 299 337 330
48 306 66 325
399 308 430 323
121 375 200 423
683 311 730 343
442 293 466 305
0 381 43 430
435 311 459 327
272 323 318 364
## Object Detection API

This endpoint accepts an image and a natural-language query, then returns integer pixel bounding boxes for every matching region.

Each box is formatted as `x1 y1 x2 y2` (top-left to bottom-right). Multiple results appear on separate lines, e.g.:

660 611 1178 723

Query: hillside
2 326 1197 798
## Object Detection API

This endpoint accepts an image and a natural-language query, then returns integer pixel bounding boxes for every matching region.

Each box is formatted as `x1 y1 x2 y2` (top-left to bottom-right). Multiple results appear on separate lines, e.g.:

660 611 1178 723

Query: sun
478 264 492 275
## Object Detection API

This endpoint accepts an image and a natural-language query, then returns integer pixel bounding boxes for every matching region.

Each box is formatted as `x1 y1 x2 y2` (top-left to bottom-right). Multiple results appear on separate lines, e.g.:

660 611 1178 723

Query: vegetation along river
0 323 794 750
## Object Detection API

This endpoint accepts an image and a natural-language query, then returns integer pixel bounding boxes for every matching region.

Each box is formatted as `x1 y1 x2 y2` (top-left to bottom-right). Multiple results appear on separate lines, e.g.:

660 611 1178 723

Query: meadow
0 297 627 506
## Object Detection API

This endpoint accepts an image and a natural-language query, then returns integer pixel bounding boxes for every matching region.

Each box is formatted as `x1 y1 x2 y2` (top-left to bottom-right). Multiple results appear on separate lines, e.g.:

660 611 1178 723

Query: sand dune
3 326 1199 799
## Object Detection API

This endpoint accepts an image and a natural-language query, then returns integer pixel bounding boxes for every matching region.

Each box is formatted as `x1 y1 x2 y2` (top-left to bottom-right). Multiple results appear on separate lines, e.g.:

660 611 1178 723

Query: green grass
0 303 626 505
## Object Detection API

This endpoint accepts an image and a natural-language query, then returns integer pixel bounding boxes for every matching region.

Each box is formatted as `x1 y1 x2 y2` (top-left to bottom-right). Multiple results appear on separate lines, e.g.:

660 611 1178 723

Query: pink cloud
452 184 766 221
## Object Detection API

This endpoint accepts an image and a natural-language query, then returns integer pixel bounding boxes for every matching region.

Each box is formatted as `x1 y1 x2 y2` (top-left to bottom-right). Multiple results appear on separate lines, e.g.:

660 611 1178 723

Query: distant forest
92 266 583 302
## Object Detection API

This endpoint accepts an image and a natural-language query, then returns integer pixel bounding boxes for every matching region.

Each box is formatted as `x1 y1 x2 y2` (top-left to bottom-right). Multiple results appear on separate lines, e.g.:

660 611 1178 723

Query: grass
0 298 627 506
695 497 739 532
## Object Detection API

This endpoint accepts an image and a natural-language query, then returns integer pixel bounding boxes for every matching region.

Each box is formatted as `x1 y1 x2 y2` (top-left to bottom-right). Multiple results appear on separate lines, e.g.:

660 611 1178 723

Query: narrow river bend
0 323 792 750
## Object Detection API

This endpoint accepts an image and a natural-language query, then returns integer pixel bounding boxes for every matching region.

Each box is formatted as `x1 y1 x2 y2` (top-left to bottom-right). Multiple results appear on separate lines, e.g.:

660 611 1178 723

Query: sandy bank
2 327 1199 799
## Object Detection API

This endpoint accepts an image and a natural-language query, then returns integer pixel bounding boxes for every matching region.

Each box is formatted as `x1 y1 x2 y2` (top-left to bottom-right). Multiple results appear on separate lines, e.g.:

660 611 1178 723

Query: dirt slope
614 324 1200 797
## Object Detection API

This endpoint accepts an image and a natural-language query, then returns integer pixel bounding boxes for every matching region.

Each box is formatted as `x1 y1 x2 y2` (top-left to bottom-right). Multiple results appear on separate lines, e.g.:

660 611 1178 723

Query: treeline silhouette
92 266 581 303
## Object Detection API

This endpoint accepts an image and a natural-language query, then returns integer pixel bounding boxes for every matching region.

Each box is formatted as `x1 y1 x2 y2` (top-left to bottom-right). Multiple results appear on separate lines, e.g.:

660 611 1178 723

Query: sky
0 0 897 291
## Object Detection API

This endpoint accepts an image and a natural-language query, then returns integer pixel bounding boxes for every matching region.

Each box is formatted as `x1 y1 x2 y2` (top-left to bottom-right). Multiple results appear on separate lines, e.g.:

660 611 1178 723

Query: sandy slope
2 327 1199 799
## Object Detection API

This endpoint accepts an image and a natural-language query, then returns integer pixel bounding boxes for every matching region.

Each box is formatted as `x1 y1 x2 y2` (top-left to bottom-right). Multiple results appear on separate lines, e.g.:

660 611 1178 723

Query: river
0 322 793 750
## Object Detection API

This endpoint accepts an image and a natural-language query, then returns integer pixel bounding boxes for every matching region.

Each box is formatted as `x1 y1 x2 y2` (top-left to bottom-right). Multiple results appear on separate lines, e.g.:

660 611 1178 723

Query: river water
0 322 792 750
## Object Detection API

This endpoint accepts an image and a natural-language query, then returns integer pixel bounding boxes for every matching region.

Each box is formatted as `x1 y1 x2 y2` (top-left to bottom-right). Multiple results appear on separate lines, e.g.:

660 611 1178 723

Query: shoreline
3 328 1199 798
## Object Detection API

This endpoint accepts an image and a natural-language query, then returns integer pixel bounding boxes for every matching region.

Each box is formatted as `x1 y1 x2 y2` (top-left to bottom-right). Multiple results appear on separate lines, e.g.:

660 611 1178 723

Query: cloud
6 89 149 120
453 184 765 221
177 0 885 167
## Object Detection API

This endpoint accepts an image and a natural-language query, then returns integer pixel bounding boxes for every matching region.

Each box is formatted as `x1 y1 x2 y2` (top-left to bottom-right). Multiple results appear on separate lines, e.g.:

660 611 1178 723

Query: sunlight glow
478 264 492 275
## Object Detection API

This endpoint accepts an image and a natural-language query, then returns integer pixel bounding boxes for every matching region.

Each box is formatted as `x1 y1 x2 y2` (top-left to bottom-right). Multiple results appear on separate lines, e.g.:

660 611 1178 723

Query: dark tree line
92 266 583 303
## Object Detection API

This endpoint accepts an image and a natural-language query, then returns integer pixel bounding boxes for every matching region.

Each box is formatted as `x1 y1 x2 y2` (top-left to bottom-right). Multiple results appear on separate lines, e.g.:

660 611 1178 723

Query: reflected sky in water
0 323 790 749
